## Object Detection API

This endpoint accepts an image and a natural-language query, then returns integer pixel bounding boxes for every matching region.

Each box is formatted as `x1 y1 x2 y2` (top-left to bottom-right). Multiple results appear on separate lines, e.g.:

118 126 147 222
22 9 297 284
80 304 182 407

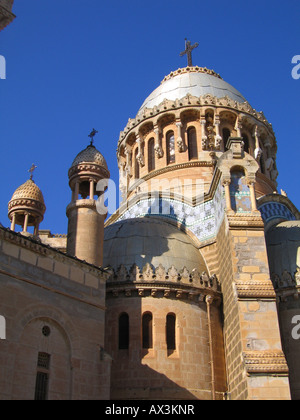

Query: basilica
1 3 300 400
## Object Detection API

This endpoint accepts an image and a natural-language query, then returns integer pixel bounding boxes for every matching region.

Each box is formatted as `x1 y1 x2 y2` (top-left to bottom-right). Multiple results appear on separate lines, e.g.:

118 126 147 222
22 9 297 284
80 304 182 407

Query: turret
8 165 46 237
66 136 110 266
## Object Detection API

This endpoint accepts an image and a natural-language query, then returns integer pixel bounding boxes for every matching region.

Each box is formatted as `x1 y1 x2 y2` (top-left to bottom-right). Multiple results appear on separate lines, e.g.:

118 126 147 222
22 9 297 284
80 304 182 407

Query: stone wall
0 228 111 400
215 218 291 399
105 295 227 400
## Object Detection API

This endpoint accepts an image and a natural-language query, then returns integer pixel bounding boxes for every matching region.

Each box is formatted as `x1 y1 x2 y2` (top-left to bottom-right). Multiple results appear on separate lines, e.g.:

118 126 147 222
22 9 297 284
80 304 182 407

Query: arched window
134 148 140 180
166 313 176 353
242 133 249 154
166 131 175 165
119 313 129 350
222 128 231 150
230 168 251 213
142 312 153 349
188 127 198 160
148 138 155 172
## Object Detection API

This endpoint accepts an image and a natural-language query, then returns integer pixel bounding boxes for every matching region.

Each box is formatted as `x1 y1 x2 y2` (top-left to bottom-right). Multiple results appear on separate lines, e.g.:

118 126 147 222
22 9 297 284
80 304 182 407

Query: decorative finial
28 164 37 180
180 38 199 67
88 128 98 146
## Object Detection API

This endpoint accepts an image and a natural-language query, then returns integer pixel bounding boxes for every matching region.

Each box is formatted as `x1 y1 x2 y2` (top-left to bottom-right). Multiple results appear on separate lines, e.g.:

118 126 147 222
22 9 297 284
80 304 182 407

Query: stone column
214 115 222 150
34 222 40 236
10 213 16 231
235 117 242 137
23 212 29 233
200 117 207 150
205 295 216 400
176 121 184 152
154 127 163 158
136 136 144 167
73 182 79 201
89 179 94 200
248 181 258 211
124 146 132 175
223 180 233 212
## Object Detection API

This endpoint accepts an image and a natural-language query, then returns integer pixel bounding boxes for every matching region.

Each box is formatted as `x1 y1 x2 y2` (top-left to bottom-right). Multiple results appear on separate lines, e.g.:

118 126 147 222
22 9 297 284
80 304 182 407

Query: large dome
103 217 207 273
138 66 246 114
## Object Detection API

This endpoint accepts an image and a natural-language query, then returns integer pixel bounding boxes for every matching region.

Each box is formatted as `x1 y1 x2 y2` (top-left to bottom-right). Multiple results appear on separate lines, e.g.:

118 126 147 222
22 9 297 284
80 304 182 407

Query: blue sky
0 0 299 234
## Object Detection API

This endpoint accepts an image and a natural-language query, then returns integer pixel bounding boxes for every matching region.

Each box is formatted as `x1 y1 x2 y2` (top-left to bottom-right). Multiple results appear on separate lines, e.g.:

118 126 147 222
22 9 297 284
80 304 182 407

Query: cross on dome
180 38 199 67
28 163 37 180
88 128 98 146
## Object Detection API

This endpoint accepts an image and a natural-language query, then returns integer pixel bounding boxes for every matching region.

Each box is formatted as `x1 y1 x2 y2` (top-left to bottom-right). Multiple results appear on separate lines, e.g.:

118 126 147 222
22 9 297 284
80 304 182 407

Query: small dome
8 178 46 231
70 145 108 171
103 217 207 273
138 66 246 114
9 179 45 208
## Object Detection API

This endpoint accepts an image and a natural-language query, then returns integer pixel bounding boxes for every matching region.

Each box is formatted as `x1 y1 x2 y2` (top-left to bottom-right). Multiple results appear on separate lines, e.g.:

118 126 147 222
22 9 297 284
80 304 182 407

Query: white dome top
138 67 246 114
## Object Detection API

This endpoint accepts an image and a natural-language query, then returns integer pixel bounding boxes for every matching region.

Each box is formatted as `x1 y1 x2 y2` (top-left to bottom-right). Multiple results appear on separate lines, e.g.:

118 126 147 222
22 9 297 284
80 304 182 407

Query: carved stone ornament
215 134 222 150
136 152 145 167
202 135 208 150
143 263 154 281
154 143 163 158
243 350 289 374
226 137 244 159
177 137 184 152
106 262 221 304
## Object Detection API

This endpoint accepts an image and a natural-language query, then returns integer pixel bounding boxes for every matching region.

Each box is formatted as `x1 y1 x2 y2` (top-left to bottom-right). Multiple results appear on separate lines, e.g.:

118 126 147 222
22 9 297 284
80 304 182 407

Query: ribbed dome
138 66 246 114
9 179 45 206
103 217 207 273
71 145 108 170
8 179 46 229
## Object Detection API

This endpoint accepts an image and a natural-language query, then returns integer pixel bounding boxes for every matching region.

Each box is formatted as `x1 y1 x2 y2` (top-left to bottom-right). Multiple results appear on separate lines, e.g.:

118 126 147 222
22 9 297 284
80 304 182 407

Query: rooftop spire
180 38 199 67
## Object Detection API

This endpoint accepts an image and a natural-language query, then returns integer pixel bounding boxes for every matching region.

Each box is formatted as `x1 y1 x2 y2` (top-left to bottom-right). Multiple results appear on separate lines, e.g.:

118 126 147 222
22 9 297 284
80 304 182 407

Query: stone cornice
8 198 46 214
66 199 99 215
227 212 265 229
137 159 214 183
243 350 289 374
0 226 107 277
106 263 222 305
118 93 274 148
235 279 276 299
160 66 223 83
68 163 110 185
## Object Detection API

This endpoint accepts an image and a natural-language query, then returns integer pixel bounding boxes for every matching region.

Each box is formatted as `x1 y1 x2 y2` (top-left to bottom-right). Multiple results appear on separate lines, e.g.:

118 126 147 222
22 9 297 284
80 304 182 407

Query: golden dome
8 179 46 218
9 179 45 204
